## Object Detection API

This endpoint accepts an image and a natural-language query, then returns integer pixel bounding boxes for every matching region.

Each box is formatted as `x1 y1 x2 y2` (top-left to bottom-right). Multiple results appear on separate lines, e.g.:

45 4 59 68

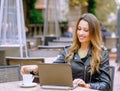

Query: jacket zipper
84 65 92 83
84 65 87 81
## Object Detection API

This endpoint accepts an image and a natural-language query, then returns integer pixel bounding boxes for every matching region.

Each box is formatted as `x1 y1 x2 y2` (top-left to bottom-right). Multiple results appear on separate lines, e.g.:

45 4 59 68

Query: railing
27 24 44 37
27 23 68 37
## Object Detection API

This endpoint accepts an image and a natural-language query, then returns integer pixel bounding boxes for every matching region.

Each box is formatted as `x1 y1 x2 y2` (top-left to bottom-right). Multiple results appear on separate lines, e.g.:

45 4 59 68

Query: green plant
26 0 44 24
28 9 44 24
87 0 96 15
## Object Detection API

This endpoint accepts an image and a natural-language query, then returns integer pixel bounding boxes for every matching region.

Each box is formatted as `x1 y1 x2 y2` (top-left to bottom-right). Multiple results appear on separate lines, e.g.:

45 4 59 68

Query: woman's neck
78 43 90 58
80 42 90 51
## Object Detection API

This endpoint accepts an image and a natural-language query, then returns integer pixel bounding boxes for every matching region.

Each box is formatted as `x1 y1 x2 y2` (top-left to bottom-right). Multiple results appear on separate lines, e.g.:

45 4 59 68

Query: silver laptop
38 63 77 90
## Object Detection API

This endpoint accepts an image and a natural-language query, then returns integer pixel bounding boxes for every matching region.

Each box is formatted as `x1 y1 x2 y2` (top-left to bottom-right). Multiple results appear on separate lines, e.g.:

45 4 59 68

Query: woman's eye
77 28 81 30
84 29 89 32
77 28 88 32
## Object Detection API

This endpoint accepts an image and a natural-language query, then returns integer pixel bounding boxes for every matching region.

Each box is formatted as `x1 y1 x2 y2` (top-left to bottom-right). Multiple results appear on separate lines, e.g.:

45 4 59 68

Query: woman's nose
79 30 84 34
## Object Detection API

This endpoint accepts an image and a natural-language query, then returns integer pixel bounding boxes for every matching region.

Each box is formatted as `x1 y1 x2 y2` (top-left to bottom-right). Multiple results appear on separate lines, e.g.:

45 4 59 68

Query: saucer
19 82 37 88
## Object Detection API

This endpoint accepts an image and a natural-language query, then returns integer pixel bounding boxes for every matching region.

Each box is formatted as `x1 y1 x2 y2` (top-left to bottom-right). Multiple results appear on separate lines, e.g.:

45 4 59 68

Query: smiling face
77 19 91 44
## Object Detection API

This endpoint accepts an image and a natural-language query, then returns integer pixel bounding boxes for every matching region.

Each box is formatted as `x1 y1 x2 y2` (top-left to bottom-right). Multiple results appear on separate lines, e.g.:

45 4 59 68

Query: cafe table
0 81 99 91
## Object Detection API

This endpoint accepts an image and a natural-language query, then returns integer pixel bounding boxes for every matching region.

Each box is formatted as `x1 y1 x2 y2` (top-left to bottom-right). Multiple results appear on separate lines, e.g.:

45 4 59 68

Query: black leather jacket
54 46 111 91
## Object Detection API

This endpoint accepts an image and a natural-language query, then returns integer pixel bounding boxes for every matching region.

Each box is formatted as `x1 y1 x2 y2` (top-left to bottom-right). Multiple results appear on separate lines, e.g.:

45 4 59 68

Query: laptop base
40 84 78 90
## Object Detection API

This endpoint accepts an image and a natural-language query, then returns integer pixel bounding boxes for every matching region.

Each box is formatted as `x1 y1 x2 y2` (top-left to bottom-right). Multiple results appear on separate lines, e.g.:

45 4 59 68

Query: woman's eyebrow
78 26 88 29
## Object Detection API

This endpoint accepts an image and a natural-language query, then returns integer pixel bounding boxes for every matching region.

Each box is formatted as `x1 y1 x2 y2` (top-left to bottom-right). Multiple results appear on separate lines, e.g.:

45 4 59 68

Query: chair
0 47 21 57
104 37 119 52
38 45 64 50
0 65 21 83
6 57 44 66
44 36 58 45
28 49 60 57
0 49 7 66
109 66 115 91
48 41 72 46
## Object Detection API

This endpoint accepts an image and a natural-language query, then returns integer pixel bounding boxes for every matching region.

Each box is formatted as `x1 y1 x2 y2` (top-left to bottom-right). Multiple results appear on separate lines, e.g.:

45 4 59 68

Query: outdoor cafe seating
104 36 119 52
0 65 21 83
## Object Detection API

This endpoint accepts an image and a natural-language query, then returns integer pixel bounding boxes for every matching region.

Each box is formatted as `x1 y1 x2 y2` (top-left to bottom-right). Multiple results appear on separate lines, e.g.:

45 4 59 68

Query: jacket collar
73 47 92 64
74 46 92 57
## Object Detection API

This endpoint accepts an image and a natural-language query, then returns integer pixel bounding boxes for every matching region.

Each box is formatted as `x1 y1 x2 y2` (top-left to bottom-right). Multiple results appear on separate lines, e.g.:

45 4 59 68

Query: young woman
21 13 111 91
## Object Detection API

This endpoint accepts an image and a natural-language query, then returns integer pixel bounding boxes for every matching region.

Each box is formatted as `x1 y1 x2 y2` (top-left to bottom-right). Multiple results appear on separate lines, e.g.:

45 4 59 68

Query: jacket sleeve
53 46 69 63
90 50 111 91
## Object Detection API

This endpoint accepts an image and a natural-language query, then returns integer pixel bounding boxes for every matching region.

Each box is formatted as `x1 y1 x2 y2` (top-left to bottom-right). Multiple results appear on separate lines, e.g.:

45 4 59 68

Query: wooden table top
53 39 73 43
0 81 99 91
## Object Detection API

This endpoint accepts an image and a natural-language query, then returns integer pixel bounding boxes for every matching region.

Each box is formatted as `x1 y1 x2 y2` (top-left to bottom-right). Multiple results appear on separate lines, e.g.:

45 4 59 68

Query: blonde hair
65 13 102 74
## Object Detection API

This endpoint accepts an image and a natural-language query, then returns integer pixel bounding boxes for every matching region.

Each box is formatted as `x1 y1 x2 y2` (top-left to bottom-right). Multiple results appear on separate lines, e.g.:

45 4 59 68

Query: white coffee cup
22 74 34 85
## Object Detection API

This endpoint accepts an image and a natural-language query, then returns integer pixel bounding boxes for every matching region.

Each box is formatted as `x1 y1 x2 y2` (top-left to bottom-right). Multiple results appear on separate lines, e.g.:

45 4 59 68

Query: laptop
38 63 77 90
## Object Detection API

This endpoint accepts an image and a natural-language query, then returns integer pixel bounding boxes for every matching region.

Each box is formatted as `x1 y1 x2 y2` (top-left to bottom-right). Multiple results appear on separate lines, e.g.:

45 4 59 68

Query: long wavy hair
65 13 103 74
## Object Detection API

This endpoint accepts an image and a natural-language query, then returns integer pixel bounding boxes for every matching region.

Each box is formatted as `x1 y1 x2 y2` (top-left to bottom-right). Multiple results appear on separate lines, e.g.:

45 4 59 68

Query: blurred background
0 1 120 91
23 0 117 37
0 0 120 57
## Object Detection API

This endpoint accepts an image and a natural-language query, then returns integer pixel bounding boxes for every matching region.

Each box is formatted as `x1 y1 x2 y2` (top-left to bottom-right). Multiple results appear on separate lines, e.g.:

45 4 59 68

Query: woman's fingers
20 65 38 75
73 78 80 84
73 79 86 87
20 66 25 75
73 79 85 84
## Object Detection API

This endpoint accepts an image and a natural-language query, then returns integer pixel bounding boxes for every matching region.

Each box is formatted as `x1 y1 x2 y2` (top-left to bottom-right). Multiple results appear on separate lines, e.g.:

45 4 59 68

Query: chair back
48 41 71 46
109 66 115 91
44 36 58 45
0 49 6 65
6 57 44 66
0 65 21 83
28 49 60 57
104 37 118 51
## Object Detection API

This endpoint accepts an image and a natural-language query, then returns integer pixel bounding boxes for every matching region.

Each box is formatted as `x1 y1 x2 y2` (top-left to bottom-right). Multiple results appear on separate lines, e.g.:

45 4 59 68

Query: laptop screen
38 63 73 87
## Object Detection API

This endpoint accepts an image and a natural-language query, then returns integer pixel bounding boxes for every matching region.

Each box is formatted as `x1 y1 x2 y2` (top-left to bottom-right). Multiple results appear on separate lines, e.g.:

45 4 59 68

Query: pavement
109 52 120 91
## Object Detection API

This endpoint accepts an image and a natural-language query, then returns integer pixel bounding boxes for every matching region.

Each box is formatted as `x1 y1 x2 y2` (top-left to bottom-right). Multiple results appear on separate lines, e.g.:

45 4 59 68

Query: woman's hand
21 65 38 75
73 78 90 88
